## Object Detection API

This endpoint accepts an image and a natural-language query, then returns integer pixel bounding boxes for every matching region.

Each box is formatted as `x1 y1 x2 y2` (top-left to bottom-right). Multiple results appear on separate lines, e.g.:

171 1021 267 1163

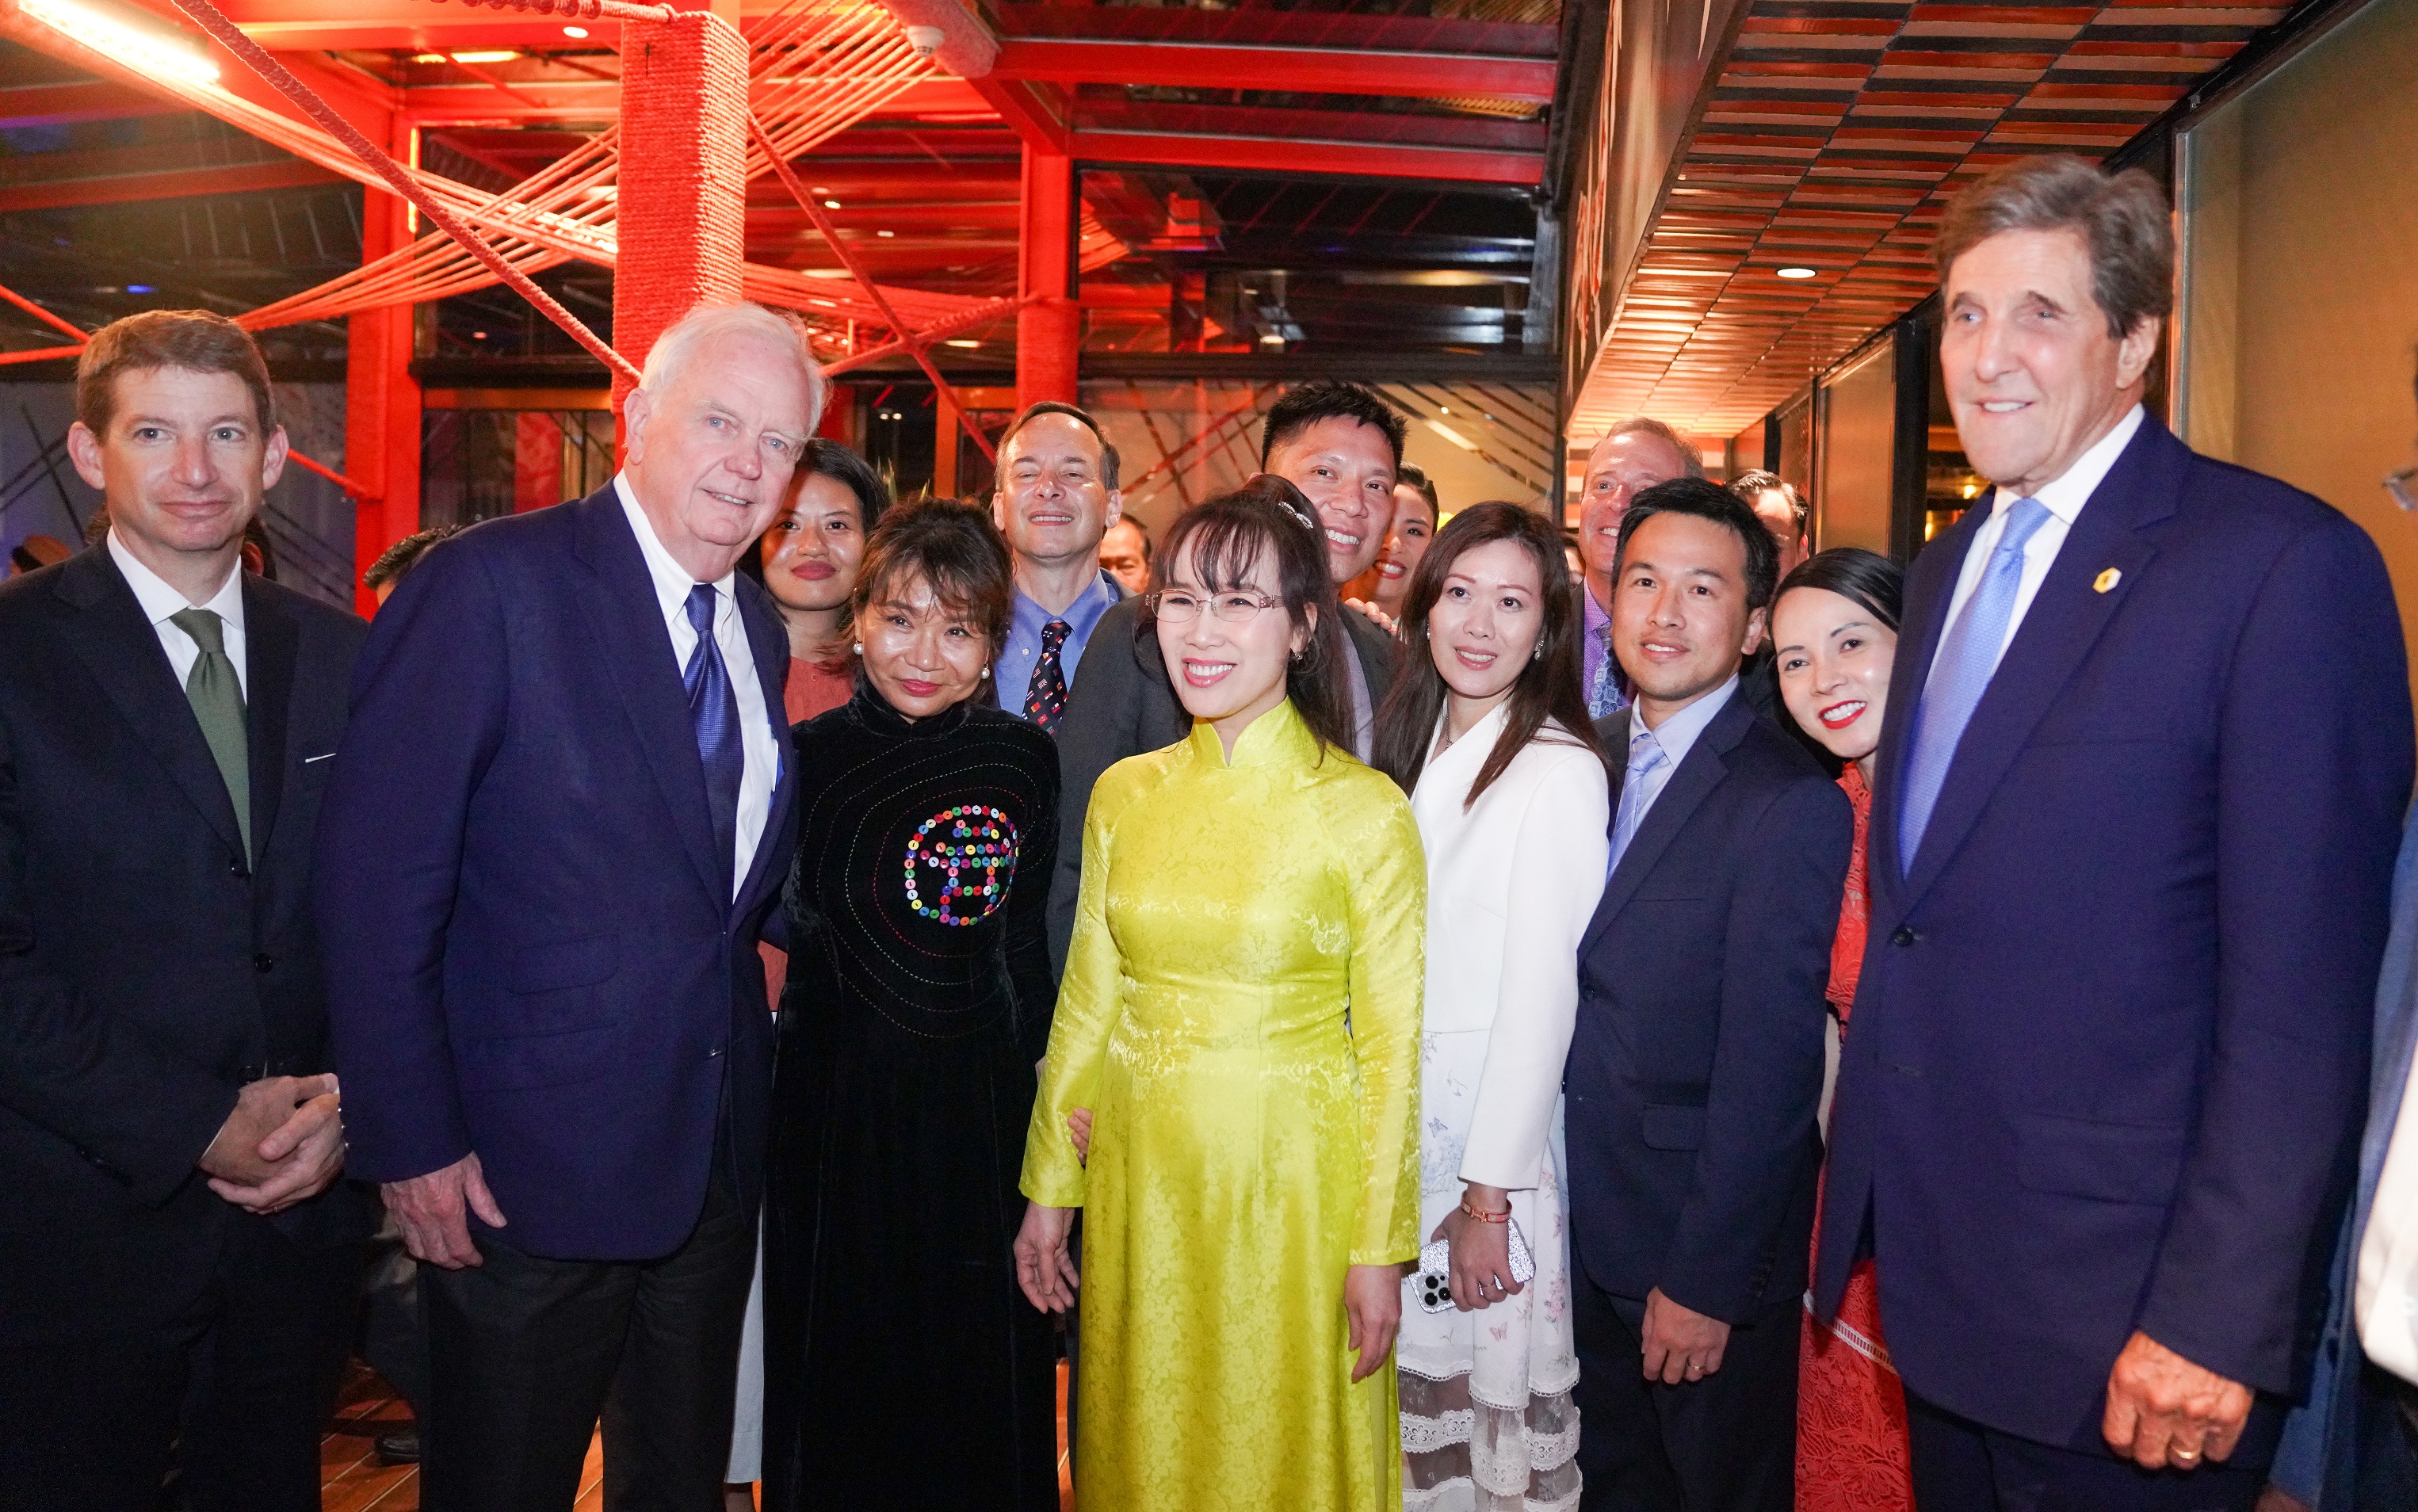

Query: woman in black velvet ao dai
758 501 1060 1512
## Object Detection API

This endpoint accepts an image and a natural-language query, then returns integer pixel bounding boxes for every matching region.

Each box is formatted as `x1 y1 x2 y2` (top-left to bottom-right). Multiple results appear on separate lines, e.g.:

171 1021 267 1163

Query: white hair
634 300 826 437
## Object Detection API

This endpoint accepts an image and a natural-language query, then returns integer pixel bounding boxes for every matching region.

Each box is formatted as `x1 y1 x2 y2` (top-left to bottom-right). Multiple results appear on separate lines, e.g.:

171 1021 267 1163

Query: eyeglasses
2387 464 2418 514
1144 589 1281 624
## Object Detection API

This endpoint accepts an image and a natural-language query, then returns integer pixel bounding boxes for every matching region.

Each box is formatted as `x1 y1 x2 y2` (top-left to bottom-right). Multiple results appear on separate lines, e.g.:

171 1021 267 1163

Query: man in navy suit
1568 477 1853 1510
1815 155 2415 1511
317 302 818 1510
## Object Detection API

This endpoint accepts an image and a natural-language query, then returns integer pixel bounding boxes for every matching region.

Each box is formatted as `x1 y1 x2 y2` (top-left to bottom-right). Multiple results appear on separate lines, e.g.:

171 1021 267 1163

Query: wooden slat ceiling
1567 0 2286 446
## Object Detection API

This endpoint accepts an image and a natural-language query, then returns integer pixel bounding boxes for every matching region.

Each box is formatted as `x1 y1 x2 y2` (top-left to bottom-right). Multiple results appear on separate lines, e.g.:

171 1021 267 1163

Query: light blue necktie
1607 721 1668 877
1897 496 2053 876
1588 624 1630 720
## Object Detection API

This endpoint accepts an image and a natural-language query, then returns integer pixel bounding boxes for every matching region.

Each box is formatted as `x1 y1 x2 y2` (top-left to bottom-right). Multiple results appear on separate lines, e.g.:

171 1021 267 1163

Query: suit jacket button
254 953 275 974
1891 926 1918 946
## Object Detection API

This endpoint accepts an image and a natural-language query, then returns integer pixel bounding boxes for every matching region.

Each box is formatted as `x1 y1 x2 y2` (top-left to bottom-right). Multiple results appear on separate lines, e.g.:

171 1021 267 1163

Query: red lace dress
1797 764 1914 1511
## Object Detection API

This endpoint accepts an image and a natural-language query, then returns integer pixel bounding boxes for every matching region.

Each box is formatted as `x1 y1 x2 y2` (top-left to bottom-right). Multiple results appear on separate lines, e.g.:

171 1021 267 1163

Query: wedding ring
2173 1447 2201 1464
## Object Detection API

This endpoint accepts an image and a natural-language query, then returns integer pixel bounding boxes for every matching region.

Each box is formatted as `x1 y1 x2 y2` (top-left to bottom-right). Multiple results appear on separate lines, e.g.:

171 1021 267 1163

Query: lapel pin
2093 567 2122 594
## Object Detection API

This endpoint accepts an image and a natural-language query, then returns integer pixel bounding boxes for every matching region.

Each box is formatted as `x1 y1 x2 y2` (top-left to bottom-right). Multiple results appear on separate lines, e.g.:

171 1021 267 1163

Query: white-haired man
317 301 819 1510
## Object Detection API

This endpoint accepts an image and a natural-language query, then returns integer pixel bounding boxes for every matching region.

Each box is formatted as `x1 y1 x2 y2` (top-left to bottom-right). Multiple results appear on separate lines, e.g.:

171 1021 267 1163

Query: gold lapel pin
2094 567 2122 594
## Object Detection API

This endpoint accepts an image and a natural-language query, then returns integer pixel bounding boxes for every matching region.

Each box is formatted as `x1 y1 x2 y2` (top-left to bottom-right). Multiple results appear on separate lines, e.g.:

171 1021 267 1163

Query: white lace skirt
1396 1029 1581 1512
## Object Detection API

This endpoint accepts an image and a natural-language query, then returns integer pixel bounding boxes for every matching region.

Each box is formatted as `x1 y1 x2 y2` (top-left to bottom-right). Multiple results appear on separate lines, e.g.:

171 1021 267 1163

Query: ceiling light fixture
876 230 894 238
1777 266 1818 280
822 198 841 209
1259 334 1284 345
561 24 588 36
943 338 980 348
19 0 218 83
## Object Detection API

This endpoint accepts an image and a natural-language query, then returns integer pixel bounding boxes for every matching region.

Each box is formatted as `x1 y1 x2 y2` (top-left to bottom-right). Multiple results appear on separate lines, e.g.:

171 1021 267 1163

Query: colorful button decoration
903 804 1018 926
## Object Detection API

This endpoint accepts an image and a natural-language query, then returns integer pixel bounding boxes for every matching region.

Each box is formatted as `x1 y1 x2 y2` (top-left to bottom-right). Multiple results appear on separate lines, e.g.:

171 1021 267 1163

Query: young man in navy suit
317 303 819 1511
1567 478 1853 1510
1814 155 2414 1511
0 311 368 1508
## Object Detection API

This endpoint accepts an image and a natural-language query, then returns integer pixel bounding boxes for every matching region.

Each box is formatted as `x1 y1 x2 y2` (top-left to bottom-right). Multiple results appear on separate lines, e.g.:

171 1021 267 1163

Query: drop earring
851 642 863 655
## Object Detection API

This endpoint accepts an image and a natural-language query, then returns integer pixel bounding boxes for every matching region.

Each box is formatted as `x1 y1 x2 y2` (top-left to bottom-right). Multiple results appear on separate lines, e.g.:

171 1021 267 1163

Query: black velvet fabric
760 681 1062 1512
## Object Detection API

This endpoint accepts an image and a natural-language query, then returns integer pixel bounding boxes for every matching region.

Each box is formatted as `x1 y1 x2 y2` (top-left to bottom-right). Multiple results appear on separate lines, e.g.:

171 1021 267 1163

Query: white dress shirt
614 475 778 898
1413 704 1611 1189
108 529 247 697
1930 403 2144 683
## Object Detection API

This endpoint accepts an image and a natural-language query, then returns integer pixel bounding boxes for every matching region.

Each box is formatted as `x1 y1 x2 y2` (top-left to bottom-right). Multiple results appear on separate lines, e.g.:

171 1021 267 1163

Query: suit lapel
243 576 298 864
733 577 795 913
1347 610 1398 705
1893 417 2183 912
53 551 248 863
1580 695 1749 957
570 488 726 907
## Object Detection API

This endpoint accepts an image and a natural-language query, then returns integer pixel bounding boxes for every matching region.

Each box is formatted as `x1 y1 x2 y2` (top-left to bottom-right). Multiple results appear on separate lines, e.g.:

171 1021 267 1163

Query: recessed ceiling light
414 48 518 63
943 338 980 348
822 199 841 209
472 330 488 338
561 24 587 36
876 230 894 238
1259 334 1284 345
125 284 155 294
1777 265 1818 280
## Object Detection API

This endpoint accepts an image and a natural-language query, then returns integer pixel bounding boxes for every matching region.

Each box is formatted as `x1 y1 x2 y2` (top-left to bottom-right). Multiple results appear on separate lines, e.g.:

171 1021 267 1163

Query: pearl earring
980 666 990 678
851 642 862 655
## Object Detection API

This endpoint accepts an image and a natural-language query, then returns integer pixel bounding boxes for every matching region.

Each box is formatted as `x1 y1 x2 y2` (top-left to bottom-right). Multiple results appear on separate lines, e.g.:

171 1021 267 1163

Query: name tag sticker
2093 568 2122 594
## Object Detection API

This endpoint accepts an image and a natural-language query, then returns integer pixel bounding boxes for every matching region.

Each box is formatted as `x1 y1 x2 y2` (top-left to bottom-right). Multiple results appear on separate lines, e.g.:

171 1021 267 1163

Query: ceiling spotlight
822 199 841 209
811 186 831 195
1259 334 1284 346
1777 266 1818 280
943 338 980 348
876 230 894 238
562 23 588 36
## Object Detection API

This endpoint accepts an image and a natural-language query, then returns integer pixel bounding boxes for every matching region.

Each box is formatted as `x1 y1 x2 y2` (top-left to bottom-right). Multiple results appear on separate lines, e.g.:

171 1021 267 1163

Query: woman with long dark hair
1369 501 1610 1511
758 499 1060 1511
1014 475 1427 1511
743 438 892 725
1767 546 1912 1512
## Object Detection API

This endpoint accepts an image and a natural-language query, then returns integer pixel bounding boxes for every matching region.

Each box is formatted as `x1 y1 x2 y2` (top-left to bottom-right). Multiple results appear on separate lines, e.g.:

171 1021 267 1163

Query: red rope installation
0 276 372 498
749 112 995 463
159 0 643 388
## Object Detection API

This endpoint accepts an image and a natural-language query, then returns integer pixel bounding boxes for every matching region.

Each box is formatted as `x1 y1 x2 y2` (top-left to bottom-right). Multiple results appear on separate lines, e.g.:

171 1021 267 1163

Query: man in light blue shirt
989 401 1125 733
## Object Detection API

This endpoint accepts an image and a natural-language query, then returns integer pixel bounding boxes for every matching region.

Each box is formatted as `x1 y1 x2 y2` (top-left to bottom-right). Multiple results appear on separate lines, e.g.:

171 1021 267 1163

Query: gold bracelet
1459 1197 1511 1224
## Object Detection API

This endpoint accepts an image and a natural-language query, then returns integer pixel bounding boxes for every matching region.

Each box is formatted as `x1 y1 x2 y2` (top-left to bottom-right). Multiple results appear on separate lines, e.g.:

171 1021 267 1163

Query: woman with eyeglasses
1369 501 1609 1512
1014 476 1427 1512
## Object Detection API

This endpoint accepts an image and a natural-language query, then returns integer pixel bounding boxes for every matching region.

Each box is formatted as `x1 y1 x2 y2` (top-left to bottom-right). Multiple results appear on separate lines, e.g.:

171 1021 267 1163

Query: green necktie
169 606 250 861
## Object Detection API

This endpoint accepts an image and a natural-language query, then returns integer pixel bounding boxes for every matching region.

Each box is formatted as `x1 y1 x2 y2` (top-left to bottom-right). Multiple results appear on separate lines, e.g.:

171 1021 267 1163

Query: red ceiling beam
0 80 181 128
1071 130 1541 187
0 158 338 210
399 77 989 125
991 38 1555 104
971 76 1069 154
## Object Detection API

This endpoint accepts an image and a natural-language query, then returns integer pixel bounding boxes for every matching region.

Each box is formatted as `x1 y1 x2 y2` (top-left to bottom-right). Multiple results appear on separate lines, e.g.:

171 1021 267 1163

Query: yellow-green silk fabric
1022 701 1427 1512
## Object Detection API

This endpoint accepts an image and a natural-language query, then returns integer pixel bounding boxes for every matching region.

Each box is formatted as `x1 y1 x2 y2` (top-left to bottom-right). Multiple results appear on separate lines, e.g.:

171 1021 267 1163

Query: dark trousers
1572 1277 1798 1512
420 1158 757 1512
0 1216 360 1512
1905 1391 2265 1512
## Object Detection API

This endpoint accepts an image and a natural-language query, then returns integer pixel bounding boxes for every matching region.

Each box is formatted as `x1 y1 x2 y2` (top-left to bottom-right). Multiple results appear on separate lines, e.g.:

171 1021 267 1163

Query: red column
1015 147 1079 411
612 9 750 428
345 114 422 617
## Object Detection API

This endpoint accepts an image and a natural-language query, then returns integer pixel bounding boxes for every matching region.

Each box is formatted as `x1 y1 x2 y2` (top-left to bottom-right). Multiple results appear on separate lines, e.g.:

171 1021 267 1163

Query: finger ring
1687 1364 1702 1376
2173 1449 2201 1464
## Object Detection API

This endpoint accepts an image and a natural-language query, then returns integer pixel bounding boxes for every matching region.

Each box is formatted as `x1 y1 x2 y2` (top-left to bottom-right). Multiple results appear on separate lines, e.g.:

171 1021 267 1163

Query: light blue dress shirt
1612 674 1738 868
994 570 1122 720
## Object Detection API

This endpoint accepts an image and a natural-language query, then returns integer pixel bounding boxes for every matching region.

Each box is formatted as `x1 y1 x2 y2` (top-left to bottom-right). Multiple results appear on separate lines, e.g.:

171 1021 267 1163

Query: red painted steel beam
972 76 1068 154
1071 129 1542 187
991 38 1556 104
0 79 181 127
0 158 338 210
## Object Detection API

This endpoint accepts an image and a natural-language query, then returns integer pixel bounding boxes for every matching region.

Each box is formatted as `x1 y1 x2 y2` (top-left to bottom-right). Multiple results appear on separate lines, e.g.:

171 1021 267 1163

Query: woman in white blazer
1372 502 1613 1512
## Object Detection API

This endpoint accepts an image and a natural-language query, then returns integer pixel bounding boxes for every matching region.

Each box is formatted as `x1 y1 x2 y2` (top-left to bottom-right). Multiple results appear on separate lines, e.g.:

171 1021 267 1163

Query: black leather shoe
374 1427 421 1465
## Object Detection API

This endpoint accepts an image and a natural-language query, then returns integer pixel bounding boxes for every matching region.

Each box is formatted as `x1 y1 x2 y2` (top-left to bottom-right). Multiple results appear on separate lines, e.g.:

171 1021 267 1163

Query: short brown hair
999 400 1121 491
1935 155 2172 339
75 310 276 437
853 497 1016 663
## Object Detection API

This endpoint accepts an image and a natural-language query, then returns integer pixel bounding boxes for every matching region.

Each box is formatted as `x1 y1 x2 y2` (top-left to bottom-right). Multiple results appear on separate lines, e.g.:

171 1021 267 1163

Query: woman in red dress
1767 547 1912 1512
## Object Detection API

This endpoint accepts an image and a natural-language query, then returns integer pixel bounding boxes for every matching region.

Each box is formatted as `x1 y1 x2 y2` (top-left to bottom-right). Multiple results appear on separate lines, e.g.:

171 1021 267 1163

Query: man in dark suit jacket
0 311 369 1509
1047 380 1404 968
1567 478 1851 1511
316 303 816 1510
1815 157 2414 1512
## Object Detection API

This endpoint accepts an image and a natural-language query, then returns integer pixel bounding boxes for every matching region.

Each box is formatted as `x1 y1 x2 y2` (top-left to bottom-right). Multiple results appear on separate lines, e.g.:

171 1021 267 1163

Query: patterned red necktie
1023 619 1071 733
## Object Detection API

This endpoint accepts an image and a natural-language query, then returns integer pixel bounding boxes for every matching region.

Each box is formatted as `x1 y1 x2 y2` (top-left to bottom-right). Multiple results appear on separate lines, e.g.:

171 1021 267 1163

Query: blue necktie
1588 624 1630 720
1897 497 2053 876
683 583 743 895
1607 722 1668 877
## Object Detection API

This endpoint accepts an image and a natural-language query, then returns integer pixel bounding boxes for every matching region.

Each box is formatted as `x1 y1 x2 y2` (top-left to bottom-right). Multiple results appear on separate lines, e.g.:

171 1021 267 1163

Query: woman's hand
1013 1202 1080 1313
1343 1263 1403 1383
1431 1183 1521 1312
1068 1108 1093 1165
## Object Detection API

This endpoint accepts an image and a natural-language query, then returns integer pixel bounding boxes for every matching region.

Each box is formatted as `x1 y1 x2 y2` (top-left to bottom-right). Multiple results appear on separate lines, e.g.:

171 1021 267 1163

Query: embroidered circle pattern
902 804 1018 926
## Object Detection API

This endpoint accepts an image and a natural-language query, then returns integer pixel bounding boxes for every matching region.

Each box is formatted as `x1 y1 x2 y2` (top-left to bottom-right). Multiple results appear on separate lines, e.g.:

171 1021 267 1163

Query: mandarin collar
849 672 976 739
1186 697 1318 770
